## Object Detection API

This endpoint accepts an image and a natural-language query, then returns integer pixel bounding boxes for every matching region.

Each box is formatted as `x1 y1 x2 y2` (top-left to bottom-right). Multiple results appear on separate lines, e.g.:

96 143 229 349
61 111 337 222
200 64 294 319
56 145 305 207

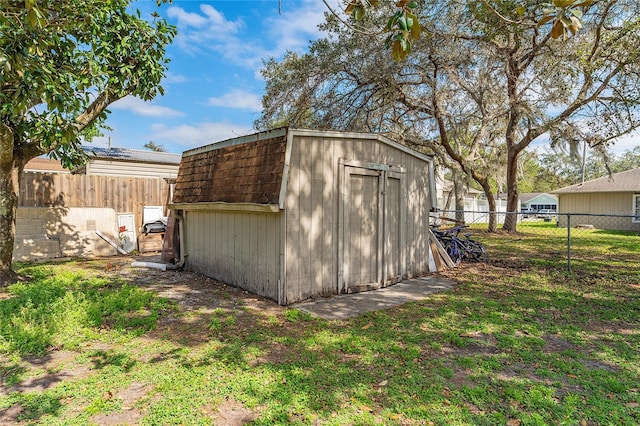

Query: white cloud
265 2 326 55
167 4 244 55
166 7 208 27
164 72 188 84
150 122 254 148
110 96 184 117
167 1 325 68
208 89 262 111
611 132 640 155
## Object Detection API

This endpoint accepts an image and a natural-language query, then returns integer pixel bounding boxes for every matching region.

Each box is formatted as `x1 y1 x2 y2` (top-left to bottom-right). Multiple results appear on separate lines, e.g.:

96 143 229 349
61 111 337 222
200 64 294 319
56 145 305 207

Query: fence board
19 172 171 230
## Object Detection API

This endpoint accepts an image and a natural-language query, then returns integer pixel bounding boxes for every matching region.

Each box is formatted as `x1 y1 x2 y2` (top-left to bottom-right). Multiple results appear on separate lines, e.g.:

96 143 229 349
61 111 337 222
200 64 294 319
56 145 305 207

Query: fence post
567 213 571 273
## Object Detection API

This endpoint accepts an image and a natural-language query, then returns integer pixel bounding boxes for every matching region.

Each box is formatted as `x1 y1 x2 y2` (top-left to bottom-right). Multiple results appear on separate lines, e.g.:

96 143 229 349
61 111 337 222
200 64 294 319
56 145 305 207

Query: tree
144 141 166 152
259 0 640 233
257 6 508 232
478 0 640 231
332 0 592 61
611 145 640 173
528 144 640 189
0 1 175 285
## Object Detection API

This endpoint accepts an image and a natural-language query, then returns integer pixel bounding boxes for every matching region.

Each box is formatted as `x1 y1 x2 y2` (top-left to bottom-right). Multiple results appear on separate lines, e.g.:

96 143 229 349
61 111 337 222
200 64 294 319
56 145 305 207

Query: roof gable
520 193 558 204
553 167 640 194
173 134 287 205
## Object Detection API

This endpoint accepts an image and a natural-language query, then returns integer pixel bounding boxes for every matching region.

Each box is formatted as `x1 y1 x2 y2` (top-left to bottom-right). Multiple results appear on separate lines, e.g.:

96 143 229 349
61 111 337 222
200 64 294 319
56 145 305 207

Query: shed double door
339 161 405 293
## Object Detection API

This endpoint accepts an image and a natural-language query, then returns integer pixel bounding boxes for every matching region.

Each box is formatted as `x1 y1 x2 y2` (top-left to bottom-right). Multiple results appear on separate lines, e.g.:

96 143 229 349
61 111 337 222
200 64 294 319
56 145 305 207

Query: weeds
1 229 639 425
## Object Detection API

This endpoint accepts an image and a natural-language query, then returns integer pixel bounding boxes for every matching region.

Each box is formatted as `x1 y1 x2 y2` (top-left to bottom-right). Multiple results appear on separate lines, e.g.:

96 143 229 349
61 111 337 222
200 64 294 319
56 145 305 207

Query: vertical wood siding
184 210 282 301
284 135 432 303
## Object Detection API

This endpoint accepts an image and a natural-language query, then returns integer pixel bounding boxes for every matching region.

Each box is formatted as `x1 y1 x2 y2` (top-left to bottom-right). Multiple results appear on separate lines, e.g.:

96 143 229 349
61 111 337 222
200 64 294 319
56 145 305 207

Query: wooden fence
19 172 172 229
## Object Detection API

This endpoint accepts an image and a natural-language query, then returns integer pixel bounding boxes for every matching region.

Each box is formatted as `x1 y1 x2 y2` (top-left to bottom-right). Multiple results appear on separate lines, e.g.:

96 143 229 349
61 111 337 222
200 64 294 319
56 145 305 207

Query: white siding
184 210 283 301
87 159 179 179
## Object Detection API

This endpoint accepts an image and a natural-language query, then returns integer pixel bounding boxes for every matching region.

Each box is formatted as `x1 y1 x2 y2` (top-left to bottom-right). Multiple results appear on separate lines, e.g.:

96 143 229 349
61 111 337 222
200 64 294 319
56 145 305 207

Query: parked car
536 209 557 219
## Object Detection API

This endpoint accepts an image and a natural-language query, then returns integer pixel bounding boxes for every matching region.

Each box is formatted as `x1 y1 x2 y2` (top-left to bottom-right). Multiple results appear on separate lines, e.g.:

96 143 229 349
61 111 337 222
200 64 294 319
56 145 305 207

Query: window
634 194 640 223
531 203 557 211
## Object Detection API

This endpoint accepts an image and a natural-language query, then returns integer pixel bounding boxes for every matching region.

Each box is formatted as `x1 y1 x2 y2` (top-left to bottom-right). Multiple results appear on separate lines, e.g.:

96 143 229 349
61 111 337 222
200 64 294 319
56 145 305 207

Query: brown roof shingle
553 167 640 194
173 135 287 205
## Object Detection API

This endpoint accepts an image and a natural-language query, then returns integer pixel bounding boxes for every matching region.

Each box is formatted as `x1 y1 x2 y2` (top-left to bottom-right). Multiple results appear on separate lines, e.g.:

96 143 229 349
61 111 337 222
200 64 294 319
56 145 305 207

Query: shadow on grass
88 350 137 372
0 393 62 424
2 239 639 425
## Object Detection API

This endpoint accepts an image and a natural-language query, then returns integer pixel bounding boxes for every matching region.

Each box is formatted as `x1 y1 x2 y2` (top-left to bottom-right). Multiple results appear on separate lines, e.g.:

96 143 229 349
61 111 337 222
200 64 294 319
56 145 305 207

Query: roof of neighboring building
553 167 640 194
83 146 181 165
519 192 558 203
173 132 287 205
23 157 69 173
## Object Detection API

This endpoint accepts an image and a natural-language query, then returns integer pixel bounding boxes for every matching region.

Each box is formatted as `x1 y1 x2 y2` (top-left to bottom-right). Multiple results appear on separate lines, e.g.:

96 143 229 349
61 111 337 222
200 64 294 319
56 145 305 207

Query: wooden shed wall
184 210 283 301
557 192 640 231
283 134 432 303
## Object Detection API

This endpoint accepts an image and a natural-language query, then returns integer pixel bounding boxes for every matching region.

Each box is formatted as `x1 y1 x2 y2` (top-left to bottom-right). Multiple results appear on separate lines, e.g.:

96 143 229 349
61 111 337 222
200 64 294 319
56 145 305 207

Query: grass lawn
1 228 639 425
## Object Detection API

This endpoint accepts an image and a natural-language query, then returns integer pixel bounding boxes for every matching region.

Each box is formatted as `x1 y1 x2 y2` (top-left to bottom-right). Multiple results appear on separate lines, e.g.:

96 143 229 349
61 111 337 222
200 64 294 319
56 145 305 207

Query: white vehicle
536 209 557 219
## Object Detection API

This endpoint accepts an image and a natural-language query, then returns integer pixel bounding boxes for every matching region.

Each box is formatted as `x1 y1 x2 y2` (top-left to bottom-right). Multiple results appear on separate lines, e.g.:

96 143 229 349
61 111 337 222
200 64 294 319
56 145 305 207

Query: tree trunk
453 172 466 224
477 179 497 232
502 149 520 232
0 163 19 286
502 41 522 234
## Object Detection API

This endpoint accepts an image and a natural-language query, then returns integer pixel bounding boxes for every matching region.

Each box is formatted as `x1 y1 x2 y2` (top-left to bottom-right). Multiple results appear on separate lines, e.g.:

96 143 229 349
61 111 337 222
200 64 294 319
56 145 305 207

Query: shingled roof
172 132 287 205
553 167 640 194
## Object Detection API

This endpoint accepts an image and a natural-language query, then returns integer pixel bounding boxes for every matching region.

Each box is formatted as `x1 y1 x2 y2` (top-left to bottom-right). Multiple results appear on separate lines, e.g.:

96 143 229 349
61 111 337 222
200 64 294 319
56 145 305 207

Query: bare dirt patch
90 382 152 426
205 397 259 426
1 351 92 397
0 404 23 425
91 409 142 426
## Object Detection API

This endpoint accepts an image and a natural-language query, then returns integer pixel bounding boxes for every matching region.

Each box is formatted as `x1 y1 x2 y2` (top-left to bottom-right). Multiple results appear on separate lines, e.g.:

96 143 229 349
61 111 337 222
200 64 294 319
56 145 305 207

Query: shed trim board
170 202 280 213
278 130 295 210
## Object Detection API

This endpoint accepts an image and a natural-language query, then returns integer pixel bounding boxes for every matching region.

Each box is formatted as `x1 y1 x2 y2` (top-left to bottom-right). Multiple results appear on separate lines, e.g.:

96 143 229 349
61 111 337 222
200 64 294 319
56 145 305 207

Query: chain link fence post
566 213 571 273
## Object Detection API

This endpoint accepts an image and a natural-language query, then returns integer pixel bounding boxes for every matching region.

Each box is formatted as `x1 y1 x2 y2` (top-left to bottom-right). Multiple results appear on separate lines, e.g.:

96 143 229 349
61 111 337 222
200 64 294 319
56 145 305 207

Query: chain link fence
434 210 640 272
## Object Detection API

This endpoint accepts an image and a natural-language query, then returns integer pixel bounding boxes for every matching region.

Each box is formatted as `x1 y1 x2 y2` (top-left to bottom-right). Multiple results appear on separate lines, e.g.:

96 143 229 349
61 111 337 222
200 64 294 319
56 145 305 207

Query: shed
171 128 436 305
553 167 640 231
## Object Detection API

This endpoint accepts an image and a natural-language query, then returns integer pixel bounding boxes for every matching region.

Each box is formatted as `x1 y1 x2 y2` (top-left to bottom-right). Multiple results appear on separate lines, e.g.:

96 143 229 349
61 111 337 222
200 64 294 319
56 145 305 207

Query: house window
634 194 640 223
530 203 557 211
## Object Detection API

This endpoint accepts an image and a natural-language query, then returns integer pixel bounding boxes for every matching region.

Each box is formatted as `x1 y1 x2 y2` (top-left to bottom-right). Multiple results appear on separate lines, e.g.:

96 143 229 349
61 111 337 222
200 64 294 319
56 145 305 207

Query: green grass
1 231 639 425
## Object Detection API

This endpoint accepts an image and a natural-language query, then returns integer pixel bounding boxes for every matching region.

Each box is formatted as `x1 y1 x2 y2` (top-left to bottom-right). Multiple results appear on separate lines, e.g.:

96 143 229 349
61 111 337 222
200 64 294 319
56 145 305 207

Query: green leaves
0 0 175 163
344 0 421 62
341 0 594 62
24 0 45 28
540 0 593 40
384 8 421 62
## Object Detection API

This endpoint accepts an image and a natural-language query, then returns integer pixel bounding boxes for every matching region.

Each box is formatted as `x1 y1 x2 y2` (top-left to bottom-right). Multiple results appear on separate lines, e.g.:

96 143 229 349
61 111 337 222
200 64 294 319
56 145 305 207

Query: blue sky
93 0 328 154
94 0 638 156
